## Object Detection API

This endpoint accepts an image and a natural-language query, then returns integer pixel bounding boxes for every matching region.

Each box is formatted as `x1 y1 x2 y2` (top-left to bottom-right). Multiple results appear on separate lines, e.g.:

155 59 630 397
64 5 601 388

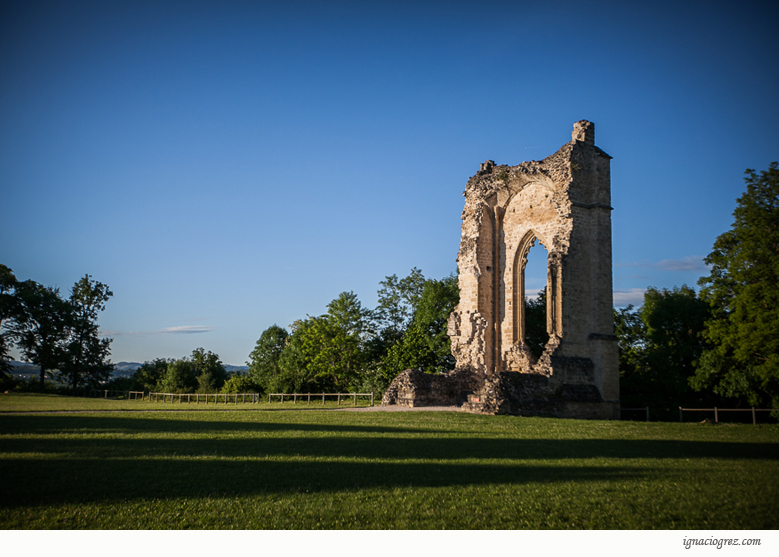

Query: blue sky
2 0 777 366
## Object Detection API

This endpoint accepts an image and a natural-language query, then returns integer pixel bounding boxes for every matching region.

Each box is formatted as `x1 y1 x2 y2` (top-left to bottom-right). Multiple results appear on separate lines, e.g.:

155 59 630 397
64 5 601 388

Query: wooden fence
267 392 374 407
679 407 779 425
82 390 373 407
144 392 261 404
86 389 135 399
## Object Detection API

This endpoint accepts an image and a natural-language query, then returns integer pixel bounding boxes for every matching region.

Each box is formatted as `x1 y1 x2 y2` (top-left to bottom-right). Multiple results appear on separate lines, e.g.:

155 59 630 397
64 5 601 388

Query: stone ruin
382 121 620 418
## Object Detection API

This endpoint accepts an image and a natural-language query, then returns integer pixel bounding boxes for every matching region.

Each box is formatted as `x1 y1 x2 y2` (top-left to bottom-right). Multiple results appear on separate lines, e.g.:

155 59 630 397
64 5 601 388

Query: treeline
0 268 113 392
110 348 232 394
618 163 779 417
5 163 776 415
111 269 459 397
243 270 459 396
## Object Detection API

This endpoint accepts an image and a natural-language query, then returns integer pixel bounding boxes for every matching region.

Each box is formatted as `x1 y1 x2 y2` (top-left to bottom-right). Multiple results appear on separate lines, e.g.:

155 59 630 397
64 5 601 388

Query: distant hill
113 362 249 376
5 360 248 379
8 361 39 378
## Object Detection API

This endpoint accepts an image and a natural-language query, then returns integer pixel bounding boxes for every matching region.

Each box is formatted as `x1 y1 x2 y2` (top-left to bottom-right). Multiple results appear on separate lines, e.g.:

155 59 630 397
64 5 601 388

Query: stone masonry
383 121 620 418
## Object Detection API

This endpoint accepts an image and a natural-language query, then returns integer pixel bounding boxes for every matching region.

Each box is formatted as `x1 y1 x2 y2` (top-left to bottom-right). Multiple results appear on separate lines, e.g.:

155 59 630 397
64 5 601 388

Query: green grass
1 393 778 529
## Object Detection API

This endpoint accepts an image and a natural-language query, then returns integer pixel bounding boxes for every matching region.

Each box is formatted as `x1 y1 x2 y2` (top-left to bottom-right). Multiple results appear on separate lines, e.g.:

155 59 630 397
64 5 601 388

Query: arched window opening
523 241 550 360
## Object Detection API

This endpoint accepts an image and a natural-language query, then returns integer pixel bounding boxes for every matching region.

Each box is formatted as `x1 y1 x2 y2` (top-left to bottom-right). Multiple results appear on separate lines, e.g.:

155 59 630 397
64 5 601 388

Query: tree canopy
693 162 779 407
615 286 712 416
57 275 114 390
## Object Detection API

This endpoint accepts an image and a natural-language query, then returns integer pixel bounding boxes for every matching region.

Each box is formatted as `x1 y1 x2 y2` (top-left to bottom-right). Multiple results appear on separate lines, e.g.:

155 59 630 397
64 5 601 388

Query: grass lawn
1 393 777 529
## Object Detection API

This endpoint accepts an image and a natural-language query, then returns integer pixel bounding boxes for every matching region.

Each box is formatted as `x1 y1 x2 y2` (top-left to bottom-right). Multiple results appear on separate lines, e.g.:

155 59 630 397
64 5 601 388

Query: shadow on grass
2 434 778 462
0 414 440 435
2 413 778 510
0 456 646 508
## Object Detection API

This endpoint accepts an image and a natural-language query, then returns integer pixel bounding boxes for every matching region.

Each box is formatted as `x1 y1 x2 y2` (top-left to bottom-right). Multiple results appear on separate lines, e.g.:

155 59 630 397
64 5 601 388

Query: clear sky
2 0 778 366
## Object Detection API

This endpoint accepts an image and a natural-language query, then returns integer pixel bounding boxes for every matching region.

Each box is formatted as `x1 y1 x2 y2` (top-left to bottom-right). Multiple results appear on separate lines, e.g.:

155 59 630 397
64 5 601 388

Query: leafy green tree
12 280 71 391
616 286 711 414
381 274 459 378
220 373 258 394
0 264 20 378
524 287 548 360
273 292 372 393
305 292 371 388
158 359 197 393
374 267 425 344
614 304 646 385
132 358 170 392
693 162 779 407
247 324 289 393
57 275 114 390
191 347 227 393
276 318 326 393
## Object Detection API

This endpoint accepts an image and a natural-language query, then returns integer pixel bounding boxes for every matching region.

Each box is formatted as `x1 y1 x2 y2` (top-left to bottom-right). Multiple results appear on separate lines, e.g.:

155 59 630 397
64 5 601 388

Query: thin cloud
98 325 215 337
655 256 709 272
158 326 215 334
613 288 646 307
615 256 709 272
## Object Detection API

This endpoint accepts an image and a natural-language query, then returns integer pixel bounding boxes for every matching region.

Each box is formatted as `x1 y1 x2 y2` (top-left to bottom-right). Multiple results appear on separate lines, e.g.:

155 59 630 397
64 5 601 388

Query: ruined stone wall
384 121 619 417
448 120 620 407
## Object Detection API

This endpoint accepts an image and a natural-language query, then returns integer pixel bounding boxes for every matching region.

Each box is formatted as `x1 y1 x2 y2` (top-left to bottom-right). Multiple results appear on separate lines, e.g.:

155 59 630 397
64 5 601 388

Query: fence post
322 394 325 405
715 407 718 423
308 393 311 405
337 394 341 405
371 393 374 406
294 394 297 404
679 407 682 422
354 393 357 406
752 407 756 425
645 407 649 422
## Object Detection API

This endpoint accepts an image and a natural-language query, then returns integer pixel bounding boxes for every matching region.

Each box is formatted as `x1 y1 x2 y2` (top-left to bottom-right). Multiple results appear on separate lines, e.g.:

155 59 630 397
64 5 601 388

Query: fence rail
679 407 779 425
144 392 261 404
267 392 374 407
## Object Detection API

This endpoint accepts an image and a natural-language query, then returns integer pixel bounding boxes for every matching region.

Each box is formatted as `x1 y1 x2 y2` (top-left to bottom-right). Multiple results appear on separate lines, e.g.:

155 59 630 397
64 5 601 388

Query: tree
0 264 20 378
220 373 258 394
613 304 646 385
276 318 327 393
191 347 227 393
524 287 548 360
158 358 197 393
304 292 371 388
57 275 114 390
616 286 711 414
12 280 71 391
693 162 779 407
374 267 425 344
247 324 289 393
132 358 170 392
381 274 459 378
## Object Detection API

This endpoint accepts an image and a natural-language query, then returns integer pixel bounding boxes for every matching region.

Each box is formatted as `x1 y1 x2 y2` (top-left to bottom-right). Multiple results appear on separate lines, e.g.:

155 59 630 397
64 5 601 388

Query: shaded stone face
383 121 619 418
448 120 619 407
